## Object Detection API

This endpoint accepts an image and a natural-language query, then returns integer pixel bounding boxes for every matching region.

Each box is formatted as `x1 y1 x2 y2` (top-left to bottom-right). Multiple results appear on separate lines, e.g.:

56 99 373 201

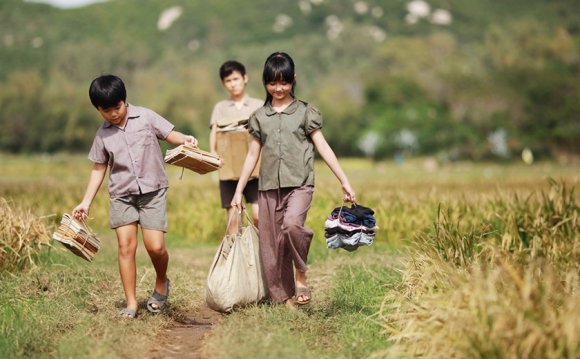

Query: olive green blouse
249 99 323 191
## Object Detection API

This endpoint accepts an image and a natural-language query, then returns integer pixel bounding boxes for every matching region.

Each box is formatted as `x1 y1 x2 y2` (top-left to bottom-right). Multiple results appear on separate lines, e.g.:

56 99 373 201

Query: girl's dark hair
219 60 246 80
88 74 127 109
262 52 296 105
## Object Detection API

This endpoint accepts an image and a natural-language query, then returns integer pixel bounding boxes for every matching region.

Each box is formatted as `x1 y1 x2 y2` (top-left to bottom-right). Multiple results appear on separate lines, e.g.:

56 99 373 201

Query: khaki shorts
110 188 168 232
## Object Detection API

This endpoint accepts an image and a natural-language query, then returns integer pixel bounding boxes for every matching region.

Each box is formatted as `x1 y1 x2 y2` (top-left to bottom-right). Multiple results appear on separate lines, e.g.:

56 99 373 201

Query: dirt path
145 251 340 359
146 248 398 359
149 303 223 359
143 244 224 359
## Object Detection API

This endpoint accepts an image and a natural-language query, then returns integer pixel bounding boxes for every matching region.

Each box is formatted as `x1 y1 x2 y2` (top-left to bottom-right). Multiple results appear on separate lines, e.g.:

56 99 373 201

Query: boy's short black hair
219 61 246 80
88 74 127 109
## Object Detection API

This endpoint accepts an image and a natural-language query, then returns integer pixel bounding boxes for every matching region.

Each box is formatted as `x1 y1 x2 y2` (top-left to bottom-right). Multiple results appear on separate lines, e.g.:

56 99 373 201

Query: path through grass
1 154 578 358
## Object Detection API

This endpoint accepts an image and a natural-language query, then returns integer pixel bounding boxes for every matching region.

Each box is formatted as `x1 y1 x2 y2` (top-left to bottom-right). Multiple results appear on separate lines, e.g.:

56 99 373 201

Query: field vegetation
0 154 578 358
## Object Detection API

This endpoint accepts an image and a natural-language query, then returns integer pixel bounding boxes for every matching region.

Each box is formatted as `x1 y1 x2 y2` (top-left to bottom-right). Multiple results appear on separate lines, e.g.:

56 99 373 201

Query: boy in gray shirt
73 74 197 318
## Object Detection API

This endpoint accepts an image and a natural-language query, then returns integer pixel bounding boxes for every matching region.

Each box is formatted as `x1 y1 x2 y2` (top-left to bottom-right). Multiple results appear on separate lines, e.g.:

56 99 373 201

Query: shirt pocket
134 127 157 148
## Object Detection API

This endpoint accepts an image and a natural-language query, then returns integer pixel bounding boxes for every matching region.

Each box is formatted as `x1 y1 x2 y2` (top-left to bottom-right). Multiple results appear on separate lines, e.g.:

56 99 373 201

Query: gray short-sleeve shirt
249 99 323 191
88 104 174 198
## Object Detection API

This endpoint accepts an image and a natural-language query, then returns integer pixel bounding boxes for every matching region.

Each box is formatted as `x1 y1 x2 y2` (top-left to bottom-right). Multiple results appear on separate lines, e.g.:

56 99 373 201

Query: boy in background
73 74 197 318
209 61 262 234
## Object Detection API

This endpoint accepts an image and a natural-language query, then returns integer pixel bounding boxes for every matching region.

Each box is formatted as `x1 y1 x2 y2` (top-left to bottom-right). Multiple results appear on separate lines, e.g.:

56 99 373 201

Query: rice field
0 153 578 358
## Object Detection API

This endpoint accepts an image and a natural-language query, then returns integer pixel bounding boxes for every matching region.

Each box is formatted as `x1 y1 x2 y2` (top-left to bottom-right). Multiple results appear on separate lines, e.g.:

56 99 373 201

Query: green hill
0 0 578 159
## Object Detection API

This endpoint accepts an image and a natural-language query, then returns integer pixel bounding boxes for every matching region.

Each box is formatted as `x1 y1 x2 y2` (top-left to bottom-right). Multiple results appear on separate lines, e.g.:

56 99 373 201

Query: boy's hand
184 135 198 147
72 203 90 220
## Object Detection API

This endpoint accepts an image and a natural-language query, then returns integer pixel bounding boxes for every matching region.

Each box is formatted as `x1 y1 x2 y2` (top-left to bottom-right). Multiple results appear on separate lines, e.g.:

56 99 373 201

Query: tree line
0 0 578 160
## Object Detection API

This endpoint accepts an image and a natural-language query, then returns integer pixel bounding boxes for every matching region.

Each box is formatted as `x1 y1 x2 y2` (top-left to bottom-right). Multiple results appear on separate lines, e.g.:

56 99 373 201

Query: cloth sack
205 210 267 313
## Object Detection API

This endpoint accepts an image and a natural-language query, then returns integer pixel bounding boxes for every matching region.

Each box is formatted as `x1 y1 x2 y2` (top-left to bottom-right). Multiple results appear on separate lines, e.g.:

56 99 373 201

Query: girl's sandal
147 279 171 314
295 286 311 305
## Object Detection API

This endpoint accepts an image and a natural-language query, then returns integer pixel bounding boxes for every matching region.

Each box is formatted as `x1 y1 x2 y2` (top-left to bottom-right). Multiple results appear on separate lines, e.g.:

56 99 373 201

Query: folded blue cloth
330 204 376 227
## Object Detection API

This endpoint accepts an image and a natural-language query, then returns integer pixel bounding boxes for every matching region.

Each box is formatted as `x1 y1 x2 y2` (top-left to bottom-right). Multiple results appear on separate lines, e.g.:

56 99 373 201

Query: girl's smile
266 81 293 103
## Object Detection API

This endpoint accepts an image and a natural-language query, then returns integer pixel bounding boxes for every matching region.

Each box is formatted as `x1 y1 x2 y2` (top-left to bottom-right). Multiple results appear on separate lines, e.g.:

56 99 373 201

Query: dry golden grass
0 198 52 272
378 179 580 358
379 258 579 359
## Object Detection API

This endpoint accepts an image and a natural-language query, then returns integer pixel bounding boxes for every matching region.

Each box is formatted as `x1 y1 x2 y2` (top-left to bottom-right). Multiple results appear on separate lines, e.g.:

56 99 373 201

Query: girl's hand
342 182 356 203
184 135 198 147
230 192 245 213
72 203 90 220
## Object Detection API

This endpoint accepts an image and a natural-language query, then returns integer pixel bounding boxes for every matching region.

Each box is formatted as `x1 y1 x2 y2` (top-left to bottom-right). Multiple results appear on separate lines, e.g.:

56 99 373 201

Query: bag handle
225 208 255 235
337 200 357 219
64 213 95 236
65 213 95 248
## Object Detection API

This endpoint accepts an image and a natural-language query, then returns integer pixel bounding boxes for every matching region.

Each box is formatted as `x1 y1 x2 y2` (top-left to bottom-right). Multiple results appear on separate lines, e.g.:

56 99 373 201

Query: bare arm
209 124 218 154
230 137 262 210
72 162 107 220
310 129 356 202
165 130 198 147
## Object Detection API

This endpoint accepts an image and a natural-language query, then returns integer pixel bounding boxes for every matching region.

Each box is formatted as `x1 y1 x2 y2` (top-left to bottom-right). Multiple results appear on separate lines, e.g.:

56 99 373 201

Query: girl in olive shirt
231 52 356 308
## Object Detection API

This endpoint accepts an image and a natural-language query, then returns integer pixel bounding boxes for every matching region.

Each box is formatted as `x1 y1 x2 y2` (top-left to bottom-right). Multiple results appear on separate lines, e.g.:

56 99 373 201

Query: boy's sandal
295 286 311 305
119 308 137 319
147 278 171 314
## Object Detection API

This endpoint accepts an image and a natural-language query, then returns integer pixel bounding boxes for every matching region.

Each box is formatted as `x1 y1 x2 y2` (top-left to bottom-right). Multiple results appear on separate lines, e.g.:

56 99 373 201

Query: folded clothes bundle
324 203 378 251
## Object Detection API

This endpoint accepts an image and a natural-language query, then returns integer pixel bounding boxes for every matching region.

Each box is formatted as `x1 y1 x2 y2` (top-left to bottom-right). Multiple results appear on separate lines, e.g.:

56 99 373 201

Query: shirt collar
226 95 252 108
264 98 299 116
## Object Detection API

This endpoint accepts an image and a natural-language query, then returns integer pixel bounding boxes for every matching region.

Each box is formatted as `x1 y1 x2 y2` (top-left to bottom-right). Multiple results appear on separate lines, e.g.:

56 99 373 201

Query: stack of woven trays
164 145 222 174
52 213 100 262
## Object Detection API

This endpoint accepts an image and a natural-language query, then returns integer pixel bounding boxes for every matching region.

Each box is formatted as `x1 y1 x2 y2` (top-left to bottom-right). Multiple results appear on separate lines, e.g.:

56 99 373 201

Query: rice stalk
377 180 579 358
0 198 51 272
378 259 579 359
496 179 579 270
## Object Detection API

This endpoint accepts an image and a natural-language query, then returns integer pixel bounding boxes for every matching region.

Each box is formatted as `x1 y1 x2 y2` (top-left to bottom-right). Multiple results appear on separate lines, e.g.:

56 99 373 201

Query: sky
24 0 109 9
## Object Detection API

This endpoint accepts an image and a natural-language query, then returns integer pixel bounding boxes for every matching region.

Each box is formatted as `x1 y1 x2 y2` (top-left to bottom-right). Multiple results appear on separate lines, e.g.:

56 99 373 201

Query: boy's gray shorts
109 188 168 232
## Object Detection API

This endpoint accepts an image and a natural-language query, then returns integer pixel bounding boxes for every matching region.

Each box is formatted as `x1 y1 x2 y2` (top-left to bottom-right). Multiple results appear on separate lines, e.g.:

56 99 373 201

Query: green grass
202 252 401 359
0 154 578 358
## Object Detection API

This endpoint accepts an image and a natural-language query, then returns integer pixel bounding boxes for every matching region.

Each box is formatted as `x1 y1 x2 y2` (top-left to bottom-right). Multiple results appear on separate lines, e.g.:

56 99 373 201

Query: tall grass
379 179 579 358
1 154 578 358
0 198 51 272
497 179 579 269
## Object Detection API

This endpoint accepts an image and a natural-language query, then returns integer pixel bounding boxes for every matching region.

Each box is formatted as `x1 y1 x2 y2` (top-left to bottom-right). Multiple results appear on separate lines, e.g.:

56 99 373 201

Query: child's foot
119 307 137 318
284 298 297 310
147 278 171 313
295 286 311 305
294 270 311 305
